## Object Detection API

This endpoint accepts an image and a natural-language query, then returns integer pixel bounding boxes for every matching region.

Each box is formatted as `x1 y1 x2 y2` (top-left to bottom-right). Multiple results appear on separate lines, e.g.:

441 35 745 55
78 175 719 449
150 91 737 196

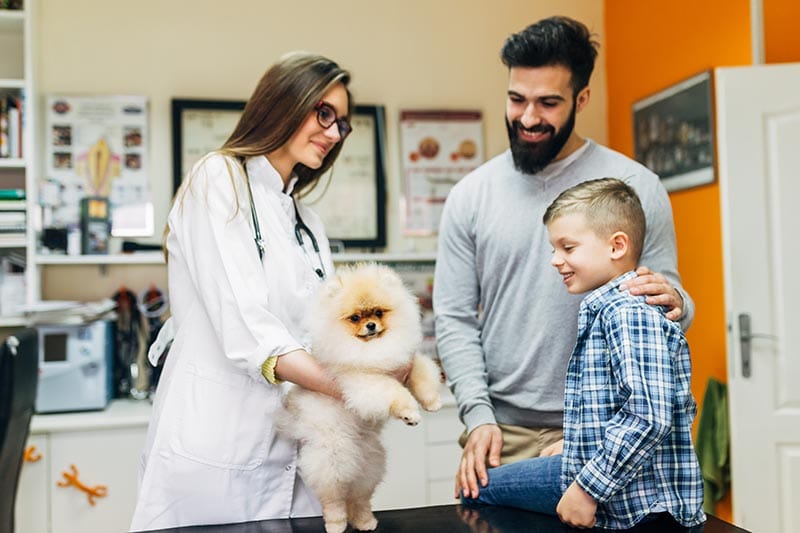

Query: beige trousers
459 423 563 464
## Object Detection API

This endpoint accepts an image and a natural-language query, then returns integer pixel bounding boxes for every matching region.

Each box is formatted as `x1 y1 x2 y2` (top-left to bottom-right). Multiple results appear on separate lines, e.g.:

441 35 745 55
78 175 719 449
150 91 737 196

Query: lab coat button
285 465 292 471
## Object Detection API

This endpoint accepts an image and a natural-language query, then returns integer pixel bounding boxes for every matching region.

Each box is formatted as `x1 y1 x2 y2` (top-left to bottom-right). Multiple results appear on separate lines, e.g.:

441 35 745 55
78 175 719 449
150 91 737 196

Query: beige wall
36 0 606 299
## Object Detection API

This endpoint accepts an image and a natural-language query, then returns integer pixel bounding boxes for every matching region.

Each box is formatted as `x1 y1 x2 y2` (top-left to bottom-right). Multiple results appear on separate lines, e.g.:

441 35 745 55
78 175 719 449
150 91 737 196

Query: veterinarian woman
130 52 352 531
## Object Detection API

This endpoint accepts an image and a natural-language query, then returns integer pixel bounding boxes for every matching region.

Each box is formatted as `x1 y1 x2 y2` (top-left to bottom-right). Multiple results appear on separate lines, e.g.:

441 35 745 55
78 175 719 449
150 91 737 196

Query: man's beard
506 104 576 175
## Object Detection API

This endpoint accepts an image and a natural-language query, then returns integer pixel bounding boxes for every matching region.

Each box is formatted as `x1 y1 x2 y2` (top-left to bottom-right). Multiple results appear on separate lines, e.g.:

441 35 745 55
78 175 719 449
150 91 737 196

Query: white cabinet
423 406 464 506
0 1 39 318
373 394 463 510
16 400 151 533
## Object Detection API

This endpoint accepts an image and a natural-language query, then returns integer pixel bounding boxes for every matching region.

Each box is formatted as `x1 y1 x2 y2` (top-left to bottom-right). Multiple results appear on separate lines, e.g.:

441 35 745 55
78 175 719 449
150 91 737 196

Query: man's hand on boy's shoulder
619 266 684 321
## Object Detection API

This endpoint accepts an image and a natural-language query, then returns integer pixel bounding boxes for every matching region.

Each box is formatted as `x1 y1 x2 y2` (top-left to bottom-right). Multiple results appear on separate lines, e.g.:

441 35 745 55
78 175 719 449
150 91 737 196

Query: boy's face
547 212 621 294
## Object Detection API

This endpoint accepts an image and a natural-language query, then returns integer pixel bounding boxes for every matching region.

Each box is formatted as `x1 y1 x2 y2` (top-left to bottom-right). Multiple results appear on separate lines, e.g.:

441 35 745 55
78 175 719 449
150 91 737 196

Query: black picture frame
632 71 716 192
304 104 387 249
171 99 386 249
171 98 246 193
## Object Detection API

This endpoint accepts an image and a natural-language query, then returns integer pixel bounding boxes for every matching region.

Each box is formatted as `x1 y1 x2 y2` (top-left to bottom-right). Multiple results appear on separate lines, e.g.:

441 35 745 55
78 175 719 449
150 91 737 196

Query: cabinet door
48 427 145 533
424 406 463 506
16 434 50 533
372 419 427 510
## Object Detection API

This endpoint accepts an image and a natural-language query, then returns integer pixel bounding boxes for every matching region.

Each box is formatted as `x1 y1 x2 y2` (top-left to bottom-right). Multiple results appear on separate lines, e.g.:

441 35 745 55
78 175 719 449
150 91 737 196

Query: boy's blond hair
543 177 646 262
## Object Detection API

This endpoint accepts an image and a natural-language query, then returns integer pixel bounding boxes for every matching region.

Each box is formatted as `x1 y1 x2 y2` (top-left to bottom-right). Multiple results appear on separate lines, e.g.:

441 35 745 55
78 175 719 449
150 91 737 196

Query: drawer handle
57 464 108 505
24 445 42 462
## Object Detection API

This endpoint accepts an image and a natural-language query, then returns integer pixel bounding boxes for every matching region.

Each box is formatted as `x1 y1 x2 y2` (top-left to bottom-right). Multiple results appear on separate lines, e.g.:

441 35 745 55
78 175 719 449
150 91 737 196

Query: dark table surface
142 504 751 533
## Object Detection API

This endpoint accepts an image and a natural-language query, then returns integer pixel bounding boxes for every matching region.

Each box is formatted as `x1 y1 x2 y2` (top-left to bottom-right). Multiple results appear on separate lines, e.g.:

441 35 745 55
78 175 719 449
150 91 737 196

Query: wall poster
43 94 153 238
399 110 484 235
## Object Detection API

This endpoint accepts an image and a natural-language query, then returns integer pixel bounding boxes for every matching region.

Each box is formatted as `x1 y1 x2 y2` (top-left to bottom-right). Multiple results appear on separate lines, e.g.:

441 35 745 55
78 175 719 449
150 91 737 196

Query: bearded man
433 15 695 500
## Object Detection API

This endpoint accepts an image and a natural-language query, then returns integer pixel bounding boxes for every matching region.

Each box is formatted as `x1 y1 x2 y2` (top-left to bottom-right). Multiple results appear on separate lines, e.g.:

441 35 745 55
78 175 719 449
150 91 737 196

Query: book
0 188 25 200
0 95 8 158
7 95 21 158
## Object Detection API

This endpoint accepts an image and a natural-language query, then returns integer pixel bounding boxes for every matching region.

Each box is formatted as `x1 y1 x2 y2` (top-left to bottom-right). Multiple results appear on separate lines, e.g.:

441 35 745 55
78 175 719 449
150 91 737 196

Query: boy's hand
620 266 684 321
557 481 597 529
454 424 503 499
539 439 564 457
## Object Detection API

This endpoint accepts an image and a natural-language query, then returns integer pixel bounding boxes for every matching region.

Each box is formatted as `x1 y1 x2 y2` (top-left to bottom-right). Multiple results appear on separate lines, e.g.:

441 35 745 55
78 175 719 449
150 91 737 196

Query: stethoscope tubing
244 164 326 279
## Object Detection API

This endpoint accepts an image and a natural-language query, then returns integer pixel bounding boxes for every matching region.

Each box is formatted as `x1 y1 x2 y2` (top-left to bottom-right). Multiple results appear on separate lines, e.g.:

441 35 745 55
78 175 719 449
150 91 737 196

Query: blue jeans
461 454 563 515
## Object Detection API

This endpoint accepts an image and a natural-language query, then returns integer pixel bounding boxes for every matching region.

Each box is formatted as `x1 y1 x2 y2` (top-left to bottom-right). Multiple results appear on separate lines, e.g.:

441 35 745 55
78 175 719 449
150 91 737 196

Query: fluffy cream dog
277 263 442 533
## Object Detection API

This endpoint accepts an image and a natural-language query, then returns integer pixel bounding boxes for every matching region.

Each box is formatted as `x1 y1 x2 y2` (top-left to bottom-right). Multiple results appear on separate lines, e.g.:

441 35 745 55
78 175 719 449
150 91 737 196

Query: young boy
462 178 706 530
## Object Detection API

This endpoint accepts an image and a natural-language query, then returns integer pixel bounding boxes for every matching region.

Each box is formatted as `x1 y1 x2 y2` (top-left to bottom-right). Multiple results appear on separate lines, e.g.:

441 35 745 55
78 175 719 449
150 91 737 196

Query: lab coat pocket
175 362 274 470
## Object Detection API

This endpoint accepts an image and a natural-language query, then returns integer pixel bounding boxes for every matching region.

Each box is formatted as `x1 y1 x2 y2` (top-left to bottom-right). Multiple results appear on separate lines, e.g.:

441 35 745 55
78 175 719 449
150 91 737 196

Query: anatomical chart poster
43 94 153 237
399 110 483 235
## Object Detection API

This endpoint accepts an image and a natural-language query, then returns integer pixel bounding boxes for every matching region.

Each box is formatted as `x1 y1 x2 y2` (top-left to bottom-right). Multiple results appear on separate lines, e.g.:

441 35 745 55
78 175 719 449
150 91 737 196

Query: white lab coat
130 155 333 531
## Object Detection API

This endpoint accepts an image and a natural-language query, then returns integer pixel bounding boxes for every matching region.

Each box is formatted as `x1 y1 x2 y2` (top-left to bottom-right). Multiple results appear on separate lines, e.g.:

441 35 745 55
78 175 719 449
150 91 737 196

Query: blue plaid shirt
561 271 706 529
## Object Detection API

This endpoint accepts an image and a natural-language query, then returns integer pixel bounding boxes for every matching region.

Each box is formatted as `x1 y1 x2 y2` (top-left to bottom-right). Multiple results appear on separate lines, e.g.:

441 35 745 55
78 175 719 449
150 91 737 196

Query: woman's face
272 83 349 181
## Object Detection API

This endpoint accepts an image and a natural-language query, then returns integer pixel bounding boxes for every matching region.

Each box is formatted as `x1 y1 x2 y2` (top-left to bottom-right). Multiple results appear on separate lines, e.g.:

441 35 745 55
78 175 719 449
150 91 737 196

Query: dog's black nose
366 322 376 331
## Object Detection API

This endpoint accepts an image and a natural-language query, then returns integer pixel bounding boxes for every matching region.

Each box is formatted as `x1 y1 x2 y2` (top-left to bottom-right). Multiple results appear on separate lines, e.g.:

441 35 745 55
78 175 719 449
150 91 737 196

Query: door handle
738 313 778 378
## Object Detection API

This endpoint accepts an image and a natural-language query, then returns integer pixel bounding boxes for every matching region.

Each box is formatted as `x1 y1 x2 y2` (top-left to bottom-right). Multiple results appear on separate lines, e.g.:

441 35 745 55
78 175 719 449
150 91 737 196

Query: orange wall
604 0 753 521
764 0 800 62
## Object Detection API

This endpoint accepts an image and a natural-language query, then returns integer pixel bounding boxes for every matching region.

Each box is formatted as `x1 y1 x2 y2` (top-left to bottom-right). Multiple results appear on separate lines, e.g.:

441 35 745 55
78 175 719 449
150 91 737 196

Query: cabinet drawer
17 434 50 533
49 427 146 533
428 479 458 507
426 441 462 480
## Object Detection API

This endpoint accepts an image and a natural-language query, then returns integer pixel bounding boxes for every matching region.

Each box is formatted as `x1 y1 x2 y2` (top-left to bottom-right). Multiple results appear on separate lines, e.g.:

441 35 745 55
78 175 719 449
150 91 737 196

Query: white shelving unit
0 2 37 326
29 250 437 266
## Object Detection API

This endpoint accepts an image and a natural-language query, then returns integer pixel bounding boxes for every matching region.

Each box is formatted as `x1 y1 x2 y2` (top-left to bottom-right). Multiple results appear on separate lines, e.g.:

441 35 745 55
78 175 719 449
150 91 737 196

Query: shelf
32 251 436 266
0 158 26 168
0 10 23 33
35 251 165 265
0 236 26 248
0 78 25 90
333 251 437 263
0 315 26 327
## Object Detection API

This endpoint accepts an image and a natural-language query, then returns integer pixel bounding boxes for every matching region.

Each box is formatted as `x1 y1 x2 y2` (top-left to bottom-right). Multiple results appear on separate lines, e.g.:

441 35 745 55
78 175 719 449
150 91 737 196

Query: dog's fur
277 263 442 533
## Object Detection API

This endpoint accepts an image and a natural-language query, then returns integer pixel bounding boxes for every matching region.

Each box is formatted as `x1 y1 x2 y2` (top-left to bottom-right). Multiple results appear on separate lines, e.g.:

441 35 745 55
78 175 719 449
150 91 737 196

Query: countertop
139 504 750 533
29 398 152 433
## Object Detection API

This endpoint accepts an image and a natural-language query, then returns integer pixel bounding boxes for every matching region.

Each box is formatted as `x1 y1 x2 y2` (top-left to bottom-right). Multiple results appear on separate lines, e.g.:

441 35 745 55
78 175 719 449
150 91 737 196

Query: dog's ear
377 265 403 288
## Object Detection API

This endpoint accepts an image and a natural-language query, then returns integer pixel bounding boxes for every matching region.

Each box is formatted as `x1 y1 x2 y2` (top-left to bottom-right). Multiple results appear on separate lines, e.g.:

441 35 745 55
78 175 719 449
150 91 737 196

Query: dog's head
310 263 422 369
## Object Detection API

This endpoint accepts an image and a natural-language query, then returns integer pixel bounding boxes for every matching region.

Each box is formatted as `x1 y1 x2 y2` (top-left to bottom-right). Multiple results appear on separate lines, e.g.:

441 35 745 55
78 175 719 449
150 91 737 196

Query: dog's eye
374 310 383 318
349 315 360 323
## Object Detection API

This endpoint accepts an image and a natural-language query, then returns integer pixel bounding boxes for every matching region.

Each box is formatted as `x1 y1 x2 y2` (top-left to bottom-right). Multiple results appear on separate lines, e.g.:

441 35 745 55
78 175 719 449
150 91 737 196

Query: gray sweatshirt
433 140 693 434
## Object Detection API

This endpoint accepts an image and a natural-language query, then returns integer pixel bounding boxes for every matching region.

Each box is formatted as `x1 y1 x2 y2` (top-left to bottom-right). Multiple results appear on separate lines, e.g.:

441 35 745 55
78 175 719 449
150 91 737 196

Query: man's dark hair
500 16 599 94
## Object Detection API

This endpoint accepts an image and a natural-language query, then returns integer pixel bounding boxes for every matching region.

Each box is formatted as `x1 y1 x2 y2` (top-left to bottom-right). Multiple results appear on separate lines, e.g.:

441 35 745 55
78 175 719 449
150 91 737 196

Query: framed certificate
171 98 246 193
171 99 386 249
304 104 387 249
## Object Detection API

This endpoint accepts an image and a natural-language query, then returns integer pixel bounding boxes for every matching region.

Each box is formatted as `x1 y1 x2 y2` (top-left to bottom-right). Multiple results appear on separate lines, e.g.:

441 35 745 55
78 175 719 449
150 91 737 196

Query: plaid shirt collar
579 270 640 322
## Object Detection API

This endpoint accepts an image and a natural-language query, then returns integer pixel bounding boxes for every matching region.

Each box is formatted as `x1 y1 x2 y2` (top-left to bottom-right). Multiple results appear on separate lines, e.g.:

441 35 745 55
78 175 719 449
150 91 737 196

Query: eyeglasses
314 101 352 140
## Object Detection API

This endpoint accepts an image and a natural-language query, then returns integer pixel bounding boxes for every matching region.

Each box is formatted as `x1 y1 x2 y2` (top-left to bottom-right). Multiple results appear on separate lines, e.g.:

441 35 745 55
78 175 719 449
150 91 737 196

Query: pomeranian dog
277 263 442 533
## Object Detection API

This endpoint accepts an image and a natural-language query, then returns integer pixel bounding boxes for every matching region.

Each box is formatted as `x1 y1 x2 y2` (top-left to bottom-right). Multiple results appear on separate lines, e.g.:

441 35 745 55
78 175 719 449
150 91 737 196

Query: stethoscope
245 165 327 280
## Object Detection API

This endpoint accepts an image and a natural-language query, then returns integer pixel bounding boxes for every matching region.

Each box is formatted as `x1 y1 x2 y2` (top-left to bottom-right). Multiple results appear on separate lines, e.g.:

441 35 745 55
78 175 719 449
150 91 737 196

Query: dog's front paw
421 396 442 412
391 401 421 426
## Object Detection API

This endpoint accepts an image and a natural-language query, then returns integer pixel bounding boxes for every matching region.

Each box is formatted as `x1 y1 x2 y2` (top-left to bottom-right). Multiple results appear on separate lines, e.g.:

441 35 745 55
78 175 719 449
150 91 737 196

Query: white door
717 63 800 533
